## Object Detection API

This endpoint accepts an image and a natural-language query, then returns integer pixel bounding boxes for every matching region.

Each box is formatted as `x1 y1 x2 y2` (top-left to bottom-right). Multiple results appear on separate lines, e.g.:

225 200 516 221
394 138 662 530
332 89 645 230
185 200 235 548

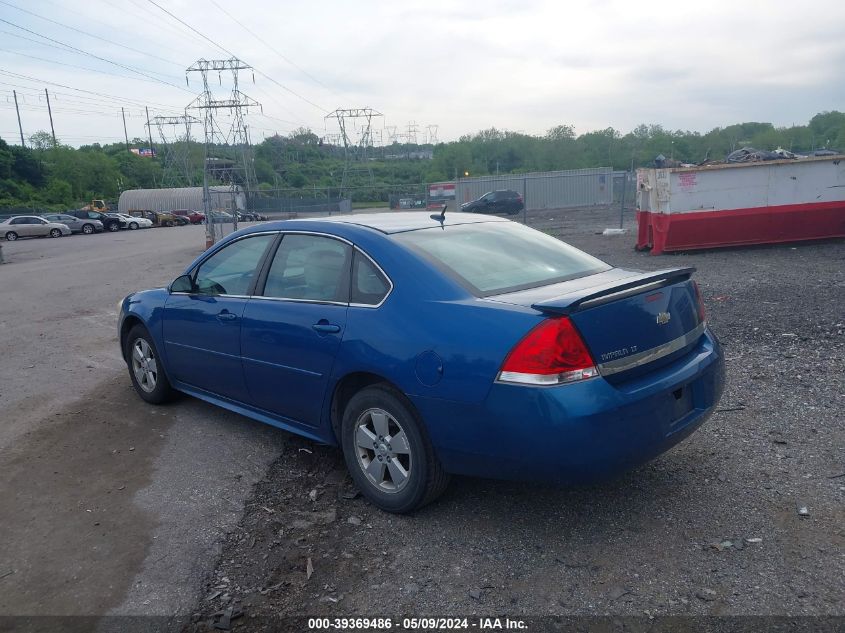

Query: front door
241 233 351 426
162 233 276 402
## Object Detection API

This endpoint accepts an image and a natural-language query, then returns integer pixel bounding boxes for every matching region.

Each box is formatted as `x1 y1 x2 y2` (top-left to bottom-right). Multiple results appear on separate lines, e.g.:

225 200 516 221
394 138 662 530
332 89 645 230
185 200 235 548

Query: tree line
2 110 843 209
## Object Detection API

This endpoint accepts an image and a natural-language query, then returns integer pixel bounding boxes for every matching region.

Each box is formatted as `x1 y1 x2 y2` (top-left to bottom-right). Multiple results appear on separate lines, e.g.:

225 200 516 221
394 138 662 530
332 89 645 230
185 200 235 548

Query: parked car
66 209 122 232
460 189 524 215
107 213 152 230
172 209 205 224
172 215 191 226
1 216 72 240
128 210 179 227
207 211 234 223
118 212 724 513
42 213 104 235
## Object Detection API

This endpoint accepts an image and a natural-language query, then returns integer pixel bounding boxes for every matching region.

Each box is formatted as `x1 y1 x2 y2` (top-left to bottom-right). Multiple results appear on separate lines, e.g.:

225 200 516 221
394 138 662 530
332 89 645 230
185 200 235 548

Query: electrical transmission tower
146 114 201 187
186 57 261 245
426 124 439 145
324 107 383 194
406 121 419 145
385 125 398 145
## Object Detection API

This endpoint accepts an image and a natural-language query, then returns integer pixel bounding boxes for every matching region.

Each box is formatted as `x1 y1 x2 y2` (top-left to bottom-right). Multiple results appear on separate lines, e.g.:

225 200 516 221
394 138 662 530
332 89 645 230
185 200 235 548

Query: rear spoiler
531 267 696 315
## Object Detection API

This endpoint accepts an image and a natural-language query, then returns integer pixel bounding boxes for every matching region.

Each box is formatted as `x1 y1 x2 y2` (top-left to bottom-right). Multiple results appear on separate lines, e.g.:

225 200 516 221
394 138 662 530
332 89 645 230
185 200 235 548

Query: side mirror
169 274 194 293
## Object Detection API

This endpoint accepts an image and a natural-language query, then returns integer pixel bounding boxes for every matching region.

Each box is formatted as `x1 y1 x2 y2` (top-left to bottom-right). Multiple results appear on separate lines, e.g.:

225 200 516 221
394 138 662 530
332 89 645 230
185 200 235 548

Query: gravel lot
184 208 844 631
1 209 842 632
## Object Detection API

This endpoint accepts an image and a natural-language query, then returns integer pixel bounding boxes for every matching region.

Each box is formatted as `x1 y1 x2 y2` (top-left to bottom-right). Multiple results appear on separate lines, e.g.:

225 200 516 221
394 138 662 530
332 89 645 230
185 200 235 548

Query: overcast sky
2 0 844 148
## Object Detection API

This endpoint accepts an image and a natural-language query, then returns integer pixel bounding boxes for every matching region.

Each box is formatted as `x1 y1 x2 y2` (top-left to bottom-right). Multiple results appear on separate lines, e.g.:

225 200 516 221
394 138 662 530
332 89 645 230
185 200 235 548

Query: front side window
193 234 275 296
262 234 351 302
395 222 610 296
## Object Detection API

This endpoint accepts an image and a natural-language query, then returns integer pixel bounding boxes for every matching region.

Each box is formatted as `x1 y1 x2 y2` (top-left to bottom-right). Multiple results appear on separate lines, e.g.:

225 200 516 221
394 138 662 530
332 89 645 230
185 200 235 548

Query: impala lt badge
656 311 671 325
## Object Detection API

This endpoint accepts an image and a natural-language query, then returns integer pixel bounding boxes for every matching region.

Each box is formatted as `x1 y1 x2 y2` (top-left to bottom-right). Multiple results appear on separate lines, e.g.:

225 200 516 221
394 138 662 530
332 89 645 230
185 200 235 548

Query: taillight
692 281 707 324
498 317 598 385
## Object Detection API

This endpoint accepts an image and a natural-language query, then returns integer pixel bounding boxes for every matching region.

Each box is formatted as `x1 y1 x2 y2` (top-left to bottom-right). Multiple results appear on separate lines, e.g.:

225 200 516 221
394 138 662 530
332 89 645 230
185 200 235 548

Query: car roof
279 211 510 235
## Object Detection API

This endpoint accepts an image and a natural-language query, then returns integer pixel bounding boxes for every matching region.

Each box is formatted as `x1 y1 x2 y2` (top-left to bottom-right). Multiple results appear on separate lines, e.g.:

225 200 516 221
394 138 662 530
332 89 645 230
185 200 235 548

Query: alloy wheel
131 338 158 393
354 408 413 493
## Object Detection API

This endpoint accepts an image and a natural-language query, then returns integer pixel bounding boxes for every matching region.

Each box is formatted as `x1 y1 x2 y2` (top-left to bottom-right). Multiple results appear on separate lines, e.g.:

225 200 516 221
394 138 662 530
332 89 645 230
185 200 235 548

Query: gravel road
0 226 285 621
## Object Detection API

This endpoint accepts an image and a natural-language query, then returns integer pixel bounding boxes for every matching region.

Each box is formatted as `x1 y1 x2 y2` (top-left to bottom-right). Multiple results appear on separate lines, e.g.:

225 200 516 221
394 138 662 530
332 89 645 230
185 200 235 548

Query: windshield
394 221 610 296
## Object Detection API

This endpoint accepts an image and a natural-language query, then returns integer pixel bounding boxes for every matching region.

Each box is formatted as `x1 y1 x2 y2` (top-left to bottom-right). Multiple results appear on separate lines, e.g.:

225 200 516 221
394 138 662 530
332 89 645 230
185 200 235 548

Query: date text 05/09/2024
307 617 528 630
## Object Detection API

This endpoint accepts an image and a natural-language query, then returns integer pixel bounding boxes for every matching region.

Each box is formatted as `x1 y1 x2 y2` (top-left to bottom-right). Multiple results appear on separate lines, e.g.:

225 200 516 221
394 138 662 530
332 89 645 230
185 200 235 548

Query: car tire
129 222 139 230
107 222 119 232
5 231 17 241
124 324 175 404
49 228 62 238
82 223 94 234
341 384 449 514
164 221 174 227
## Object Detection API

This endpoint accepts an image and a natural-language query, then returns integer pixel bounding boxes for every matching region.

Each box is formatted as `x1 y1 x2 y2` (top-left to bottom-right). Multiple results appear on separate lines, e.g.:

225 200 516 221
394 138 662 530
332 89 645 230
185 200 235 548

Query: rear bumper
415 328 724 483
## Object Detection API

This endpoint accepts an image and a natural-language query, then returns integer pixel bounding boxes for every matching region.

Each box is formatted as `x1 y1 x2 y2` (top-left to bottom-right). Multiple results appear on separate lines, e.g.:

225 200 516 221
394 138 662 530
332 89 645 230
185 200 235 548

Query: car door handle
312 322 341 334
217 311 238 322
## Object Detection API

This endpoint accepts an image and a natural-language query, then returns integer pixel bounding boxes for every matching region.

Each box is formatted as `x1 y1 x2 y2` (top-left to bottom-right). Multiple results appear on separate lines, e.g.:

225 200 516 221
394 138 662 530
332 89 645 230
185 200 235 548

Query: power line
145 0 328 113
0 0 185 69
208 0 338 98
0 71 186 112
0 17 192 93
0 46 179 87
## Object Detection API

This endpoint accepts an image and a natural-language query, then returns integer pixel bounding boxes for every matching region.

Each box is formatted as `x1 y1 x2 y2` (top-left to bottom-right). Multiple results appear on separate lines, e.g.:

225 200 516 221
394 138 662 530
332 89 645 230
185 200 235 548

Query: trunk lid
488 268 704 382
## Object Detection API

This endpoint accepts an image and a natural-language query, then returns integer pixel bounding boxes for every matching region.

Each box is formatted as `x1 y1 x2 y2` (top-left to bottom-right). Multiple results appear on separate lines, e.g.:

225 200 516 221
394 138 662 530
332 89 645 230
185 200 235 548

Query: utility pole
45 89 57 147
145 106 155 156
121 107 130 152
13 90 25 147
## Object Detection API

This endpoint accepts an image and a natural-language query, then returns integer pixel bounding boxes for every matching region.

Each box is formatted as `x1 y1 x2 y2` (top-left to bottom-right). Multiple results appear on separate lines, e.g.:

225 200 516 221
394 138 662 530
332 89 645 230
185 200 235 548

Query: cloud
1 0 843 147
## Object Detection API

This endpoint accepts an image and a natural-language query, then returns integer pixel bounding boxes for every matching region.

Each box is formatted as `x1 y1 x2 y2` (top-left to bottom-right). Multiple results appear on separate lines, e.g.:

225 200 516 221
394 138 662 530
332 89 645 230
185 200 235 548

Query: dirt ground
0 225 285 623
1 209 842 633
184 209 844 631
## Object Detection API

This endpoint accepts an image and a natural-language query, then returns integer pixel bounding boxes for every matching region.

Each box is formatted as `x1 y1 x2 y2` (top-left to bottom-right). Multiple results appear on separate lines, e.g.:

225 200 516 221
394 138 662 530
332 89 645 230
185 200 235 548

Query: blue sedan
118 212 724 513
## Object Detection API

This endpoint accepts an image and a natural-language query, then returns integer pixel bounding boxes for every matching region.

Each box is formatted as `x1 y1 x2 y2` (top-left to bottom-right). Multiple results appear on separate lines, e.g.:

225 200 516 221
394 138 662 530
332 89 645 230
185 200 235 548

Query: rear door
162 233 277 401
241 233 351 427
10 218 35 236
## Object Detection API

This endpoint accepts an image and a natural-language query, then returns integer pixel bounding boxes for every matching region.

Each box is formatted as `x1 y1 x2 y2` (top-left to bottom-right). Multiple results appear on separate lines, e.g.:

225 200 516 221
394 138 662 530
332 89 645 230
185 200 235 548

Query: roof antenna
430 202 447 223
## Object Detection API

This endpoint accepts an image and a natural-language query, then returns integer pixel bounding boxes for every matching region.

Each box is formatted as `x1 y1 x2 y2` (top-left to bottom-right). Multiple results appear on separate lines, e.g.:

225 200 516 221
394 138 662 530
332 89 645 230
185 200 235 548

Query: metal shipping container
636 155 845 254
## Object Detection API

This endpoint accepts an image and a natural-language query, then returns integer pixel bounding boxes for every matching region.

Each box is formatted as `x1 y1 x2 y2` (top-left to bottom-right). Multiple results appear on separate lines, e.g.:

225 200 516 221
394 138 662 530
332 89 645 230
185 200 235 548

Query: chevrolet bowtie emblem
656 311 671 325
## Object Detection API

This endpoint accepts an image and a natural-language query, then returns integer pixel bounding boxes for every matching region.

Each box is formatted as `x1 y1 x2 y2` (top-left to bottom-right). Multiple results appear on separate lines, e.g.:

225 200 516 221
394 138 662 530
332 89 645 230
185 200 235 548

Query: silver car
43 213 104 235
1 216 72 241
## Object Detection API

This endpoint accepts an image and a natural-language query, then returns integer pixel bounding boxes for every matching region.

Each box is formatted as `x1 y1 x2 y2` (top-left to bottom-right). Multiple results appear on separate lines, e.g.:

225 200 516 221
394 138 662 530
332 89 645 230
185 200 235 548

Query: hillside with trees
2 111 843 210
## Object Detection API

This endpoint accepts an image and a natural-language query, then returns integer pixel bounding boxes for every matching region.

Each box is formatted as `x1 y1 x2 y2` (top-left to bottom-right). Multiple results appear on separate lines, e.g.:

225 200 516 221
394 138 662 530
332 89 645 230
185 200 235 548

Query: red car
172 210 205 224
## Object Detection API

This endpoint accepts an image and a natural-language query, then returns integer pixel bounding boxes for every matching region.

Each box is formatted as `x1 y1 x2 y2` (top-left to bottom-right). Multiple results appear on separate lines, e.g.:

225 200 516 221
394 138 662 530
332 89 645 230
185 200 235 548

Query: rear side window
395 222 609 296
262 234 351 303
351 251 390 306
193 234 275 296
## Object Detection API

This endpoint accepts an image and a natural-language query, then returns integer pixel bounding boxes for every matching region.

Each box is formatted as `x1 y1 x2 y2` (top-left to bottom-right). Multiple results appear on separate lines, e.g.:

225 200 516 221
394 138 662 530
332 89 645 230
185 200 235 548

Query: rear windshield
394 221 609 296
